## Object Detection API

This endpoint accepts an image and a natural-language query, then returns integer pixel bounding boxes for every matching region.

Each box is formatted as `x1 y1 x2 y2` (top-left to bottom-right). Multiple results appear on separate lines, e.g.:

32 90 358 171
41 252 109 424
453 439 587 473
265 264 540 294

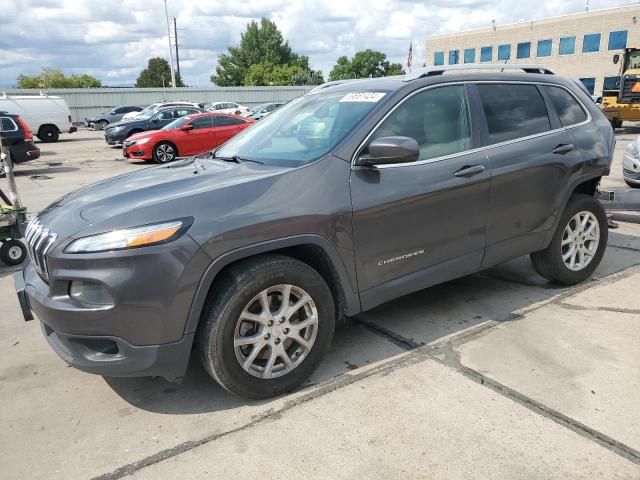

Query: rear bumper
69 126 77 134
9 142 40 164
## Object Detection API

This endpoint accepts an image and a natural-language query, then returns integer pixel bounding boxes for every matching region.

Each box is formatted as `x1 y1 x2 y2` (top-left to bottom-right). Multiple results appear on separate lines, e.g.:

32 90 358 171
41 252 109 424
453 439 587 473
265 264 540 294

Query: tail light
68 115 72 124
16 116 33 142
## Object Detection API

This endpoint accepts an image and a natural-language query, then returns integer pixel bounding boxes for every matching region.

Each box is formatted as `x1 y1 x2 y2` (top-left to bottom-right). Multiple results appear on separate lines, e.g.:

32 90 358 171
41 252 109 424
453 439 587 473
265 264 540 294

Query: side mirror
356 136 419 166
613 54 620 64
181 124 193 131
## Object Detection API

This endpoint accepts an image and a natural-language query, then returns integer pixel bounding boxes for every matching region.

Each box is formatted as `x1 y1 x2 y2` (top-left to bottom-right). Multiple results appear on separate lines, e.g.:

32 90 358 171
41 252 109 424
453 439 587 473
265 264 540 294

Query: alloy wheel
561 211 600 271
155 144 175 162
234 284 319 379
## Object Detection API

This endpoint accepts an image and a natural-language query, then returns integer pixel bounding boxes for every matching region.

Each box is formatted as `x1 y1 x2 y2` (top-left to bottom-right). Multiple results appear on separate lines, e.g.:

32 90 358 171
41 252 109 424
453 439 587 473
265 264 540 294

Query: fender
541 172 605 248
183 234 361 335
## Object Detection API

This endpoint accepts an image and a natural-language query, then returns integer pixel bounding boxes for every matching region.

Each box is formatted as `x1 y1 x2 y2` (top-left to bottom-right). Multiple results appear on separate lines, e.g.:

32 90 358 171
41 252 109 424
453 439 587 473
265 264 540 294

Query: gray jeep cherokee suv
15 65 615 399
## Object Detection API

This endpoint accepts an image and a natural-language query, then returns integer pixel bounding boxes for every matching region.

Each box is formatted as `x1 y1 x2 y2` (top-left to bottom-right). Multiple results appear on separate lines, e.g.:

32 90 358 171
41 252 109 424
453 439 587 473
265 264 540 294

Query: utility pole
163 0 177 88
174 17 181 79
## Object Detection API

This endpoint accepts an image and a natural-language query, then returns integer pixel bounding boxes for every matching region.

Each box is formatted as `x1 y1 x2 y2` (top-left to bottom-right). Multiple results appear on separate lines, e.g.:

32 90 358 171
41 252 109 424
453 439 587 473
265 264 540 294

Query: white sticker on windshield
339 92 386 103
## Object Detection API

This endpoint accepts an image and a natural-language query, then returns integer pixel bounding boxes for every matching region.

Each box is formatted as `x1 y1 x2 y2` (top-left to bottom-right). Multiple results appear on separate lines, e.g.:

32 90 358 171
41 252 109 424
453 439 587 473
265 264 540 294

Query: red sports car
122 112 255 163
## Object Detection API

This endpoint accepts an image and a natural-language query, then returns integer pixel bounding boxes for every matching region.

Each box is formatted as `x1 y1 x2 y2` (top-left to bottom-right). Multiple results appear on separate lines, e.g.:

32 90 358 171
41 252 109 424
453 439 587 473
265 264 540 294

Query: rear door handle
552 143 574 154
454 165 485 178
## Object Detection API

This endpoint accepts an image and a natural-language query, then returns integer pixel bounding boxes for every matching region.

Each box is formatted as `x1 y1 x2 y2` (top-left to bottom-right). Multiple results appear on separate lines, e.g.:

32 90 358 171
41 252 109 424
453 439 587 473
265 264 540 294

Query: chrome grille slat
25 217 57 282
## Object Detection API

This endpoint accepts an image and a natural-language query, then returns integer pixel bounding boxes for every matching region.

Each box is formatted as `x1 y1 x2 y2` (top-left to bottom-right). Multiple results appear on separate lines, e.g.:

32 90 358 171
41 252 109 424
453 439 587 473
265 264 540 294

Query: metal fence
2 86 315 123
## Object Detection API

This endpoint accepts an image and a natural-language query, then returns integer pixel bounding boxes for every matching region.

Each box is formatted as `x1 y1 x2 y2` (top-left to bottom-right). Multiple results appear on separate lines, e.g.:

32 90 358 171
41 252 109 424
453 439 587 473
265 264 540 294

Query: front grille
25 217 58 281
621 76 640 101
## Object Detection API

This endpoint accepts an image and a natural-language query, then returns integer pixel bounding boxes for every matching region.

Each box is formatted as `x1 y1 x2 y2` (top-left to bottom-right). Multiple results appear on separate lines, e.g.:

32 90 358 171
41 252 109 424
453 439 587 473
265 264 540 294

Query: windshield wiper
216 154 264 165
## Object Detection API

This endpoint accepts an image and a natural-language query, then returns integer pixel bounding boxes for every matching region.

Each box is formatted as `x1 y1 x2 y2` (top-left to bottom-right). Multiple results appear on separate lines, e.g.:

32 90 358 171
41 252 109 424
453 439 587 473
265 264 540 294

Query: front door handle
552 143 574 154
454 165 485 178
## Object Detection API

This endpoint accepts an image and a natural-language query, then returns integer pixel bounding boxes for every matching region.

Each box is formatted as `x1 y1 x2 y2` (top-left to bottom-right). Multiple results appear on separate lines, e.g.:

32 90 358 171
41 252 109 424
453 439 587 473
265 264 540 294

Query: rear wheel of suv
530 194 607 285
152 142 177 163
197 254 335 399
625 179 640 189
38 125 59 143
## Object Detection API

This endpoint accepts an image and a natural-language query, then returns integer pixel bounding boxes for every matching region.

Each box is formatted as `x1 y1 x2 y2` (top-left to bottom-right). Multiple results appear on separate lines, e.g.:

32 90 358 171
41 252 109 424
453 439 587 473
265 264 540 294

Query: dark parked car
0 111 40 176
104 106 202 145
84 105 143 128
15 65 614 399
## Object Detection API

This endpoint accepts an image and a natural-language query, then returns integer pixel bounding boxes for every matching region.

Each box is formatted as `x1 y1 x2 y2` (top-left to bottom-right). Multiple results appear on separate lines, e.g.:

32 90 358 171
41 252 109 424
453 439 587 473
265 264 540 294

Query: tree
135 57 184 88
16 68 102 88
211 18 315 86
243 62 324 86
329 49 404 81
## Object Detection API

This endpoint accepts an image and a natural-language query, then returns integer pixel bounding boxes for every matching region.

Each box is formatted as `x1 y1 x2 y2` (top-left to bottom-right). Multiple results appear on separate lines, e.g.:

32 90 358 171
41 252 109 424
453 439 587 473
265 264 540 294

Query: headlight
626 142 639 158
110 126 125 132
64 219 192 254
134 137 151 145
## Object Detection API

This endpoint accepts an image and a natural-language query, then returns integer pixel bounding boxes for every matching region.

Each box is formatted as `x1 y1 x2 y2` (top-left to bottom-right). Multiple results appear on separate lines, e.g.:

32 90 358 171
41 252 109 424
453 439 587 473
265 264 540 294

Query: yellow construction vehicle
602 48 640 128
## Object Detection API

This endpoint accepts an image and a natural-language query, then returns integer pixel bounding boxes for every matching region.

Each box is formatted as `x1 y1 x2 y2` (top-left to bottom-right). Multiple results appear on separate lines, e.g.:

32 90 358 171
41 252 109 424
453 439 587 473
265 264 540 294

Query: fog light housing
69 281 114 306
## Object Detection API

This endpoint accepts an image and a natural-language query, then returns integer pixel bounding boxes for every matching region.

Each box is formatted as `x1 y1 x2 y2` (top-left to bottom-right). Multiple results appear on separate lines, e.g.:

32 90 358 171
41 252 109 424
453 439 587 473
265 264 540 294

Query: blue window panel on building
517 42 531 59
434 51 445 66
449 49 460 64
537 39 552 57
580 77 596 95
559 36 576 55
464 48 475 63
608 30 628 50
582 33 601 53
603 76 620 91
498 44 511 61
480 46 492 62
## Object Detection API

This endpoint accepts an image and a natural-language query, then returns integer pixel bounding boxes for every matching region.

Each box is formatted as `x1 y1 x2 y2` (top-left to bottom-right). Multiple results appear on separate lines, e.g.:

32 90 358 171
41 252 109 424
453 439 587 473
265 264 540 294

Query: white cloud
0 0 631 87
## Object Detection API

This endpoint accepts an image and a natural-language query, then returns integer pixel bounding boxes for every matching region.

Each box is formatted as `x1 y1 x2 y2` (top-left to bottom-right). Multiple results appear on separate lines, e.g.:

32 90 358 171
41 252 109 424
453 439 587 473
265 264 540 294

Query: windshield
139 103 159 114
248 103 268 114
162 116 189 130
626 51 640 70
215 91 386 166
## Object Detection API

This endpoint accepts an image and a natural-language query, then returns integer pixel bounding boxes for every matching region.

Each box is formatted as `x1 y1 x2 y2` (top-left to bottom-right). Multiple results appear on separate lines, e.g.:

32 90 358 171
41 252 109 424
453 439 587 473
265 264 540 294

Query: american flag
407 42 413 72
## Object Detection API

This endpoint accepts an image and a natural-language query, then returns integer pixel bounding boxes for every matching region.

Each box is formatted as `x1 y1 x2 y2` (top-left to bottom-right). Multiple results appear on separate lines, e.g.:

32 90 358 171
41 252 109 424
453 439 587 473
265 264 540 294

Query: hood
35 158 286 239
127 130 160 142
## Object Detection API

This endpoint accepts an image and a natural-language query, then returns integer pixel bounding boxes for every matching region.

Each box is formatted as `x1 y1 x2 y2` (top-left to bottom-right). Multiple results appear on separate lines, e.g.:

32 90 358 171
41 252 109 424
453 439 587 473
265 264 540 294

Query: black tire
0 239 27 266
531 194 607 285
625 179 640 189
152 142 177 163
38 125 59 143
97 120 109 130
197 254 335 399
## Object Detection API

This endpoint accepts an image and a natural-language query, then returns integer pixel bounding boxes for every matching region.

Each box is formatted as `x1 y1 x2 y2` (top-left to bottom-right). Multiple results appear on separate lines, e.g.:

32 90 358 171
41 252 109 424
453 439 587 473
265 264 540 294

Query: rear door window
542 86 588 127
0 117 18 131
477 84 551 145
215 115 245 127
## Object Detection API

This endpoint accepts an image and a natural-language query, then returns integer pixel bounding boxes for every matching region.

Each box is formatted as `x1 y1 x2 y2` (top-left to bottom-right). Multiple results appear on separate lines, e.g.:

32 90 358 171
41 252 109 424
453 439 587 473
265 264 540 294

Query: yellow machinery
602 48 640 128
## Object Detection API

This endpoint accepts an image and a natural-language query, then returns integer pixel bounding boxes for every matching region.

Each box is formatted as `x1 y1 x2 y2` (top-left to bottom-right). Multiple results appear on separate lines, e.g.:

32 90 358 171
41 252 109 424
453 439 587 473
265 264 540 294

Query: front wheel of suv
197 254 335 399
530 194 607 285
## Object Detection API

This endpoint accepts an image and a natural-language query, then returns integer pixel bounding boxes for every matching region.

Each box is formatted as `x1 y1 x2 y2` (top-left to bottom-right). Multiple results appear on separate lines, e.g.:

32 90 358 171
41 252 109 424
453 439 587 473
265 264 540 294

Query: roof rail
404 63 555 81
307 79 365 95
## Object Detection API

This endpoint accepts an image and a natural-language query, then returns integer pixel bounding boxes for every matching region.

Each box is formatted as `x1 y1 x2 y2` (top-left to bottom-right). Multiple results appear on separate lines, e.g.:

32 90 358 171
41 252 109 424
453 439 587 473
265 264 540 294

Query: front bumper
123 142 152 160
14 232 212 381
105 131 126 145
623 153 640 184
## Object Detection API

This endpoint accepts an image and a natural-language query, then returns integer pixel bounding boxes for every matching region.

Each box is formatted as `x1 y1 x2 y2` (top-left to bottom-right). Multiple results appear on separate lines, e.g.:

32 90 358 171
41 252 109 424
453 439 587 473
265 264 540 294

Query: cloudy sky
0 0 634 87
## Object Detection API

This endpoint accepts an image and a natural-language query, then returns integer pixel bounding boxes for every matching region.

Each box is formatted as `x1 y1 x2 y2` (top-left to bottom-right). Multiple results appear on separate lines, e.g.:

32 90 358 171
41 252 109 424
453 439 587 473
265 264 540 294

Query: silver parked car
84 106 143 129
623 136 640 188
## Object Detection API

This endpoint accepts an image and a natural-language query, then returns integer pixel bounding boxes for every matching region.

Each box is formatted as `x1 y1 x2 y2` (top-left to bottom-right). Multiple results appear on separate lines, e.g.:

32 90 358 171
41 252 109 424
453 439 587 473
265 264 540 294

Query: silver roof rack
307 79 367 95
404 63 555 81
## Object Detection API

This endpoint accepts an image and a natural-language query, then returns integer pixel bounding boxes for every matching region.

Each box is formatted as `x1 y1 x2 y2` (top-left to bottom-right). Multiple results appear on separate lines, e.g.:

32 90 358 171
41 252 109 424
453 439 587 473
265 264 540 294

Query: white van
0 94 76 142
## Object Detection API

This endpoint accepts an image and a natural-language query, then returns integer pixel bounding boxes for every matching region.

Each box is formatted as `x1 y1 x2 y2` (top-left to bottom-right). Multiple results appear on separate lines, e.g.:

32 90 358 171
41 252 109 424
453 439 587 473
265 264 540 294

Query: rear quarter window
542 86 588 127
0 117 18 131
477 84 551 145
